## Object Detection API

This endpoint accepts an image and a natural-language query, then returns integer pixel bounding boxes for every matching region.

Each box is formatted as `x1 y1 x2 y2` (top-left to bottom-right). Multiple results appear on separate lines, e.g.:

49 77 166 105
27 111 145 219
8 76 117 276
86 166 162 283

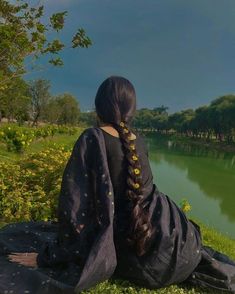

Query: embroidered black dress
0 127 235 294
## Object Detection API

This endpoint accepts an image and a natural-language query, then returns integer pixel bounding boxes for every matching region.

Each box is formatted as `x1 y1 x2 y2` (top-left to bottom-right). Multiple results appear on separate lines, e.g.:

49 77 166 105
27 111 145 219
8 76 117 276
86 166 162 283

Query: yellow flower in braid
133 168 140 175
133 182 140 189
130 144 135 150
132 155 138 161
123 128 129 134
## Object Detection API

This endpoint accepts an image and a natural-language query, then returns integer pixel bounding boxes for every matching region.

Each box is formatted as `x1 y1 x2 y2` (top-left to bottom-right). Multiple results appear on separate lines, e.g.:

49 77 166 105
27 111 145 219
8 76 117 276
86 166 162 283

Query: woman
1 76 235 293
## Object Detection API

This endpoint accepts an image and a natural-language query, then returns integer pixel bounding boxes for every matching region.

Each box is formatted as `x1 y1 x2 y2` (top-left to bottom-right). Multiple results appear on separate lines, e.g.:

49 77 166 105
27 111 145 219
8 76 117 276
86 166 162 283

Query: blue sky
27 0 235 113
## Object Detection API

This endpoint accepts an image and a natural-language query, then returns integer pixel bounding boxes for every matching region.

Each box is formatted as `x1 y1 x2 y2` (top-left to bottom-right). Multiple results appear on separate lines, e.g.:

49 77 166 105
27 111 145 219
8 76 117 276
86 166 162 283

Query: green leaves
48 58 64 67
0 124 80 153
132 95 235 144
72 28 92 48
0 146 69 221
35 5 44 18
179 198 192 213
0 0 92 92
0 125 82 222
36 22 46 34
50 11 67 31
44 39 65 54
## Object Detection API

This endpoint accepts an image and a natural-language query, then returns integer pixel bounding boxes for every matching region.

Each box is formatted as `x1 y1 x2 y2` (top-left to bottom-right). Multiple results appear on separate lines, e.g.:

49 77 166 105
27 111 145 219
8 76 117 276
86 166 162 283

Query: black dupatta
0 127 117 293
37 127 118 291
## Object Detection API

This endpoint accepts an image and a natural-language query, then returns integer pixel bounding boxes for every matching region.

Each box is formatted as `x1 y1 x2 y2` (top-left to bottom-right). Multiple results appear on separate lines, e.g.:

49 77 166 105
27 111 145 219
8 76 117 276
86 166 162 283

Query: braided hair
95 76 155 256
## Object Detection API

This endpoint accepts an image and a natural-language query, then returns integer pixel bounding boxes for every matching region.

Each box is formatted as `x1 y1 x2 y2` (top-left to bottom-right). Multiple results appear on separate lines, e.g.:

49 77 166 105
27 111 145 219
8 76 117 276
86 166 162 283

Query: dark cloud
27 0 235 112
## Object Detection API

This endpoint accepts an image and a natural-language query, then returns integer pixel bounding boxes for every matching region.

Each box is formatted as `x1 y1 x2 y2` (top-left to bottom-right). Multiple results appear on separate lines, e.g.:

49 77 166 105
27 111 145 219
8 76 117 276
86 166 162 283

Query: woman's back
99 127 202 287
100 127 154 238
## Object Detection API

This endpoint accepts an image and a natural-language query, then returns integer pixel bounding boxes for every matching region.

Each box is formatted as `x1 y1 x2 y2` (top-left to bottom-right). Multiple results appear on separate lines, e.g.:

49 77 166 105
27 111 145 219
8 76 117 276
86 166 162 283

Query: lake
146 134 235 239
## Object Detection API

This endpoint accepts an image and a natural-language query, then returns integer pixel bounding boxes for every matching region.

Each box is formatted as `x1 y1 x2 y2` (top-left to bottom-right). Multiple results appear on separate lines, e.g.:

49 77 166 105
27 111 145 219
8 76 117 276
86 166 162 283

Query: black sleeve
38 127 118 286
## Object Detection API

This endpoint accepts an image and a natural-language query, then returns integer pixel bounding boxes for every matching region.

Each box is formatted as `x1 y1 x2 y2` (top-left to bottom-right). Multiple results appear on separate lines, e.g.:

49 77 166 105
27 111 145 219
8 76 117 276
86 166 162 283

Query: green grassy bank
0 131 83 162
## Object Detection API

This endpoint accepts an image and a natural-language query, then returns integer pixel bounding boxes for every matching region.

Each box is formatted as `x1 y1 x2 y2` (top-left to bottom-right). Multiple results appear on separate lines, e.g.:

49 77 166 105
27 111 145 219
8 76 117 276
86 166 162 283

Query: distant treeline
135 95 235 143
0 79 80 126
1 78 235 143
81 95 235 143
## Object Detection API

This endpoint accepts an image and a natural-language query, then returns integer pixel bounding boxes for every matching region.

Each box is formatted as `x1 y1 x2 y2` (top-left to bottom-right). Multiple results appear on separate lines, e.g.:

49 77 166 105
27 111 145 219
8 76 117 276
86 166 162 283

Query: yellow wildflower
182 203 191 212
180 198 192 213
120 122 125 127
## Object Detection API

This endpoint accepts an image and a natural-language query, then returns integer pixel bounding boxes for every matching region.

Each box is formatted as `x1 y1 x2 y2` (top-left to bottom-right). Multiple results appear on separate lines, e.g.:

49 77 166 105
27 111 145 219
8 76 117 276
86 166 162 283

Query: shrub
0 124 81 153
0 125 34 153
0 146 71 222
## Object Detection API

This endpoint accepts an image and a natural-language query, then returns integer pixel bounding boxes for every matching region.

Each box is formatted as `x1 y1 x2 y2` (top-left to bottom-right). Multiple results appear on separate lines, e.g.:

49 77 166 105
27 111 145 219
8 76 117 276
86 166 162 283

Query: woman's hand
8 252 38 268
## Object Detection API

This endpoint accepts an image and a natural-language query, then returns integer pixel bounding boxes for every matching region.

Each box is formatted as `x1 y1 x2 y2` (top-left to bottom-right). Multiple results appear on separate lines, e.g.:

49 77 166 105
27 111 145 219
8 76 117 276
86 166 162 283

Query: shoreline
139 131 235 154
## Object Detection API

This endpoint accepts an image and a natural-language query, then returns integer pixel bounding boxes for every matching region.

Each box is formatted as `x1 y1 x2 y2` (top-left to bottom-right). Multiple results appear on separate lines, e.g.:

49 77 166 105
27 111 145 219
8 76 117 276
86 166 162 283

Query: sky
27 0 235 113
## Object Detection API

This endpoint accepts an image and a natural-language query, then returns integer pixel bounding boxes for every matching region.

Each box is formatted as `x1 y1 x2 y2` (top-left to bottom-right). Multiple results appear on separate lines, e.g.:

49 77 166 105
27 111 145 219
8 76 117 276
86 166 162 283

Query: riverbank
140 131 235 154
172 134 235 154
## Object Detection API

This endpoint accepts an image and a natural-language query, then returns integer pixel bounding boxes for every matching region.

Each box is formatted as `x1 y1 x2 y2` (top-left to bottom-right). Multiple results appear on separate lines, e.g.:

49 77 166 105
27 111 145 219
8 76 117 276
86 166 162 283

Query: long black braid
94 75 155 256
111 120 154 256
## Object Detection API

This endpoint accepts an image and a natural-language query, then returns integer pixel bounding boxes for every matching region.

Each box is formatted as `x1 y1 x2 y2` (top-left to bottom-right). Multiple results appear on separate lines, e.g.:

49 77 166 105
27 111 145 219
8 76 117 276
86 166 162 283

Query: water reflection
146 134 235 238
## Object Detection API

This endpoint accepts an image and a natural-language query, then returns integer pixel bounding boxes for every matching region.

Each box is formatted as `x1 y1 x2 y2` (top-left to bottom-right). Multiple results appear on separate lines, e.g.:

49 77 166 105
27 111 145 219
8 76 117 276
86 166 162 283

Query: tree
168 109 195 135
153 105 169 115
133 108 154 130
209 95 235 142
0 0 92 89
0 77 30 123
152 114 169 133
192 106 211 139
57 93 80 125
28 79 51 126
45 93 80 125
43 98 62 124
79 111 97 127
152 105 169 133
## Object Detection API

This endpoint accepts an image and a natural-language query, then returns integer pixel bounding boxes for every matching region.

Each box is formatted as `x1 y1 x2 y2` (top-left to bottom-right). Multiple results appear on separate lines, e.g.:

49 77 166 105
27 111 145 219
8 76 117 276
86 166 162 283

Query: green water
146 134 235 239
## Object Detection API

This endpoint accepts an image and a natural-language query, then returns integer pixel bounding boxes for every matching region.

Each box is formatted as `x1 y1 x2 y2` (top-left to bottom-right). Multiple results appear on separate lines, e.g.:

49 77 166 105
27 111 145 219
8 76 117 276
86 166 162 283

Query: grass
0 131 83 163
1 131 234 293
